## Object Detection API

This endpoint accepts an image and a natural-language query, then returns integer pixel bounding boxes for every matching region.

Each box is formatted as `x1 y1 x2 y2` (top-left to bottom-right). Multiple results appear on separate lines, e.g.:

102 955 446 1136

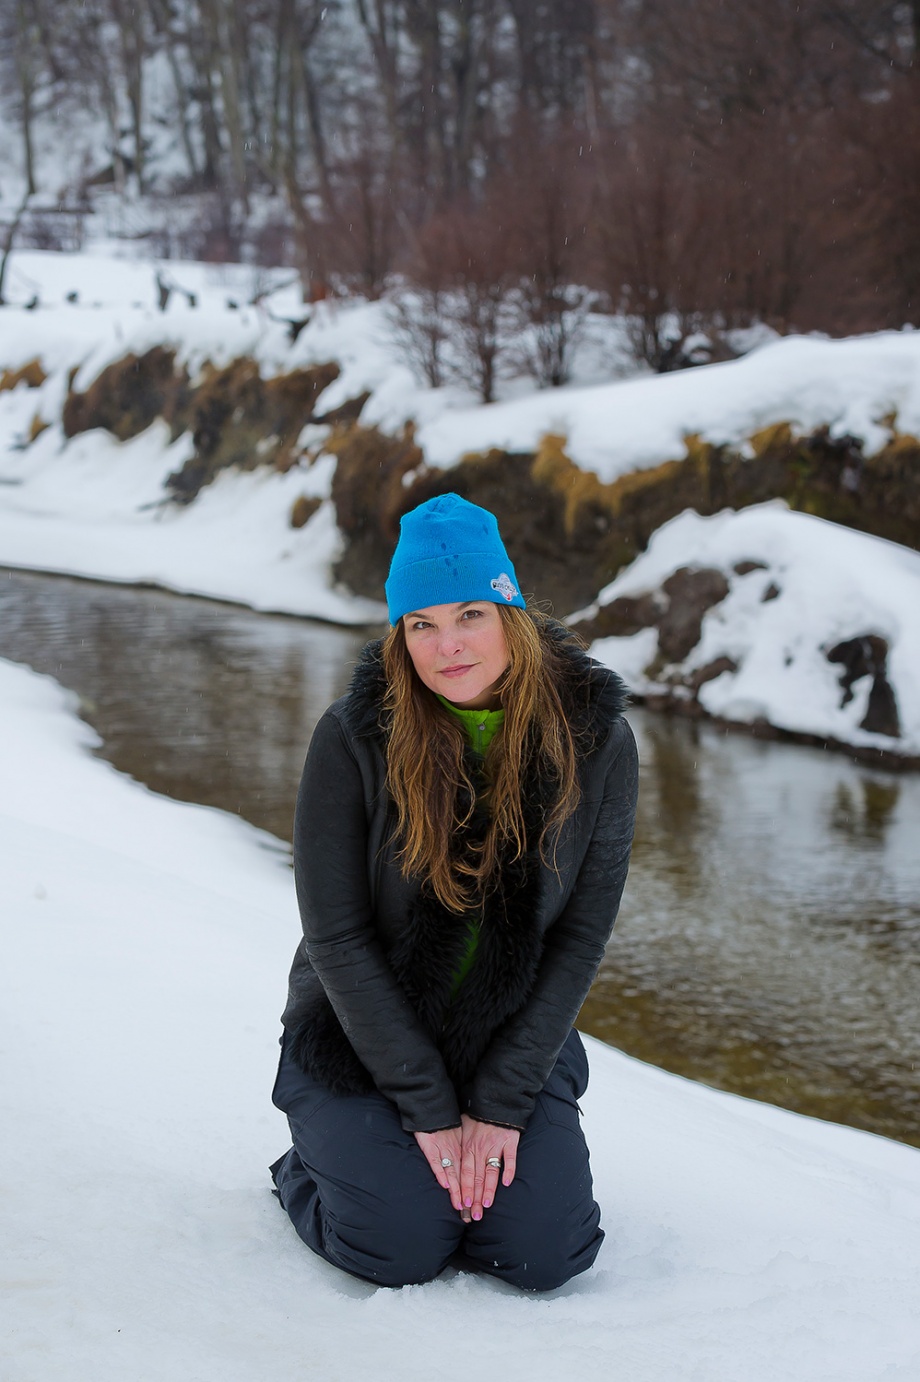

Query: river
3 565 919 1146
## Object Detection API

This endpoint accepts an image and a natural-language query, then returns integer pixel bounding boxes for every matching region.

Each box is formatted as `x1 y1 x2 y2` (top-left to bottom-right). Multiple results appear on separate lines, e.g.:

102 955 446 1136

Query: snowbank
0 422 381 623
4 251 920 480
3 655 920 1381
0 253 386 622
588 503 920 757
3 247 920 718
413 329 920 478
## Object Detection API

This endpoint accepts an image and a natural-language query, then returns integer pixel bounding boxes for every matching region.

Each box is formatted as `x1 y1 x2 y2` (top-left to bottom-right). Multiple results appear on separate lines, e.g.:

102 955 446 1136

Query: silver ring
440 1157 453 1168
486 1157 502 1169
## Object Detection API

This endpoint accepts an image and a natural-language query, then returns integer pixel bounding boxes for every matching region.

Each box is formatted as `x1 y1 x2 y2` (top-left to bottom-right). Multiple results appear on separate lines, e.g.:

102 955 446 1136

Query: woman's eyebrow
405 602 478 619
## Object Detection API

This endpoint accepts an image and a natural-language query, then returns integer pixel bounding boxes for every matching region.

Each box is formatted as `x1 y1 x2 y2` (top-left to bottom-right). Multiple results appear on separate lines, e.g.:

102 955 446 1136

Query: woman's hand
460 1115 520 1222
414 1127 463 1213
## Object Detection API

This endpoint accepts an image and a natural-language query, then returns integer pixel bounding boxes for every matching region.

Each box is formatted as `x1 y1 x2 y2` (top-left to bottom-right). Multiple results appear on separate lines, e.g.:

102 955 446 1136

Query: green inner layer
436 696 505 996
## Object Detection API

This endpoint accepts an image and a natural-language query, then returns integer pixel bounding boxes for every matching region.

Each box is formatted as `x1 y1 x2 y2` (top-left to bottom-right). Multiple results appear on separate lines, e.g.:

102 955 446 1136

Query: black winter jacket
281 623 638 1134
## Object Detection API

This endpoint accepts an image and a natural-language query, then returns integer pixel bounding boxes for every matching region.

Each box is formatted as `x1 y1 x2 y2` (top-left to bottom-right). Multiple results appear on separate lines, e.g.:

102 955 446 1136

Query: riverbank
3 651 920 1381
2 248 920 757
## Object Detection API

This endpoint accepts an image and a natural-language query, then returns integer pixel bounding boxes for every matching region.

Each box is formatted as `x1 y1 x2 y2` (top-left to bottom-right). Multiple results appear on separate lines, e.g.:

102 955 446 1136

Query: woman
271 493 638 1291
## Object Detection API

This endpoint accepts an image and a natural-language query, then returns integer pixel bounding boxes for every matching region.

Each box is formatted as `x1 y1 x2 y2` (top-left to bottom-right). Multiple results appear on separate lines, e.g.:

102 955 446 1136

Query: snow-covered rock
586 503 920 758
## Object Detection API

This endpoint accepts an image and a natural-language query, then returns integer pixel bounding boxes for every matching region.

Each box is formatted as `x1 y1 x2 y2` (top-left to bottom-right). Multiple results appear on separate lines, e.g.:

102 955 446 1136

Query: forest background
2 0 920 393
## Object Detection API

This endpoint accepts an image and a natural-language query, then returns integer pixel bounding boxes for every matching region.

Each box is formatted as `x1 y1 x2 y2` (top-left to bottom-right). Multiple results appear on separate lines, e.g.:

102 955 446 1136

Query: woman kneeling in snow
270 494 638 1291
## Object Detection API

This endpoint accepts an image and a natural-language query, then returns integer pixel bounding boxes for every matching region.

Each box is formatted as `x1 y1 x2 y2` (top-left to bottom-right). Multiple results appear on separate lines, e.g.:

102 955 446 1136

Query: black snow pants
269 1026 603 1292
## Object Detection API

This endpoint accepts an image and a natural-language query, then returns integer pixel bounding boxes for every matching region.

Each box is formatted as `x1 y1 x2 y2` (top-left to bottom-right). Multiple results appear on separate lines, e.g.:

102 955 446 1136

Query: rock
585 592 664 639
314 391 371 427
0 359 47 391
574 566 730 666
290 496 321 530
63 347 185 441
686 656 739 690
733 560 768 575
826 636 901 738
658 567 730 661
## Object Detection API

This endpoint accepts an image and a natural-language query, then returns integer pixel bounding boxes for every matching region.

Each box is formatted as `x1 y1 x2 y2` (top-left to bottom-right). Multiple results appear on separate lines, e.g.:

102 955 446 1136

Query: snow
413 329 920 478
2 247 920 725
0 415 377 621
588 502 920 756
3 656 920 1381
3 254 920 484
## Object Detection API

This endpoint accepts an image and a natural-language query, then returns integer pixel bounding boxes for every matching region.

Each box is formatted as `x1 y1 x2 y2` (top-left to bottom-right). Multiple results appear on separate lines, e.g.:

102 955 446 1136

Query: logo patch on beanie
491 572 519 602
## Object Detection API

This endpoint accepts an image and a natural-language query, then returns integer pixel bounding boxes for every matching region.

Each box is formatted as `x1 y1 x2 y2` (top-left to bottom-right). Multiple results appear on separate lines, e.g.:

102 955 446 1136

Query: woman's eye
461 608 483 620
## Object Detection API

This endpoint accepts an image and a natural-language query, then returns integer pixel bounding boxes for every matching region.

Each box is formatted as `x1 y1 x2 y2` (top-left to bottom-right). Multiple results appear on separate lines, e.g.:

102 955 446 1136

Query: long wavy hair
381 606 582 912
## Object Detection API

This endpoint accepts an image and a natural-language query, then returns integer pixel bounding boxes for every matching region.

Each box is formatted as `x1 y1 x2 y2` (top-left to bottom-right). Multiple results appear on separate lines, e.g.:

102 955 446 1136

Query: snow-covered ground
3 655 920 1382
588 503 920 757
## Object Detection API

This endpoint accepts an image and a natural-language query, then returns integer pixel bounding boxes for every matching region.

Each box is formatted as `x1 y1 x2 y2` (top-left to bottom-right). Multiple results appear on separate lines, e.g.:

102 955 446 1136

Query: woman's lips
439 664 475 677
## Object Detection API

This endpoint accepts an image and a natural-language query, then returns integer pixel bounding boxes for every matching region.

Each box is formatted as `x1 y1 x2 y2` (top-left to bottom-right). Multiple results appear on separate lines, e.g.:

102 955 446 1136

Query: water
584 714 920 1143
4 566 919 1146
0 568 361 842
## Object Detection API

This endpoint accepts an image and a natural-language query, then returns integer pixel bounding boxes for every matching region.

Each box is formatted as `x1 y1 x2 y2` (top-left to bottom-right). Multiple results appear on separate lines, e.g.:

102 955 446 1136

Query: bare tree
107 0 149 190
0 189 31 304
499 123 594 385
0 0 63 195
506 0 599 120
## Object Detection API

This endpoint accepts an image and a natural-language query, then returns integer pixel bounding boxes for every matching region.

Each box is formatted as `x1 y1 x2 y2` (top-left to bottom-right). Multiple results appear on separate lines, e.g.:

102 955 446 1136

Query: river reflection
0 568 363 841
590 712 920 1145
3 566 919 1146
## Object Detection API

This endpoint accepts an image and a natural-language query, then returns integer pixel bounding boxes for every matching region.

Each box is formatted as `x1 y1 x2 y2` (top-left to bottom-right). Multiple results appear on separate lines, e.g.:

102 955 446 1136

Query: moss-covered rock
323 427 645 613
60 349 340 502
0 360 47 391
166 358 340 501
290 495 321 529
321 416 920 613
28 413 50 443
326 422 425 594
63 348 187 441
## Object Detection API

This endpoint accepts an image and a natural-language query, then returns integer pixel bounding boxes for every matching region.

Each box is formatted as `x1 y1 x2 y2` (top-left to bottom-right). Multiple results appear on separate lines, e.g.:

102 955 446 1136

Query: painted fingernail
473 1209 482 1220
483 1197 492 1208
464 1197 472 1207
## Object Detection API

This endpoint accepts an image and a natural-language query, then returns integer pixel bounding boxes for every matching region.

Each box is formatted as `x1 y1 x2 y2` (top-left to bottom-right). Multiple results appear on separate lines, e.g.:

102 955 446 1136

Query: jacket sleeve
293 709 462 1133
465 716 639 1129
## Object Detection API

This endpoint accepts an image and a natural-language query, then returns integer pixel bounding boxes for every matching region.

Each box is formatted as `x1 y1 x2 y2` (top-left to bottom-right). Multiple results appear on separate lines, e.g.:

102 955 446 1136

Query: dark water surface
3 566 919 1146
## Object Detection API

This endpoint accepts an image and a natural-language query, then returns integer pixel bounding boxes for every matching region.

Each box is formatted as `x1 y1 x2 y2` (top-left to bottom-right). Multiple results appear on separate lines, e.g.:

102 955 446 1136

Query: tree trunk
14 0 38 195
0 191 31 305
145 0 200 180
300 49 337 216
355 0 402 154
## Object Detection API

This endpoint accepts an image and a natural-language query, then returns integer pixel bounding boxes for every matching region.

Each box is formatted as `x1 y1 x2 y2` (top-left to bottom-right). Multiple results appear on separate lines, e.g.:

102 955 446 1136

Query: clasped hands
415 1114 520 1223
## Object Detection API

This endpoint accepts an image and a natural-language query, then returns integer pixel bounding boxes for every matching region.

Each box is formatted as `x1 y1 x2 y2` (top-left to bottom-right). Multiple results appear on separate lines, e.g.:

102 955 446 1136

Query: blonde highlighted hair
382 606 581 912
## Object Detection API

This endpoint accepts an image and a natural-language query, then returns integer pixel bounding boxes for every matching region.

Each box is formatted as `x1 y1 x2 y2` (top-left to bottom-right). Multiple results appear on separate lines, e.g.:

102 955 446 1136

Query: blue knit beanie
385 493 526 624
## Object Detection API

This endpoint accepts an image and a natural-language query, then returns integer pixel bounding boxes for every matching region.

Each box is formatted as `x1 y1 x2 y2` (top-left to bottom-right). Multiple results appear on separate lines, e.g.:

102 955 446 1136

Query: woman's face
402 601 510 710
